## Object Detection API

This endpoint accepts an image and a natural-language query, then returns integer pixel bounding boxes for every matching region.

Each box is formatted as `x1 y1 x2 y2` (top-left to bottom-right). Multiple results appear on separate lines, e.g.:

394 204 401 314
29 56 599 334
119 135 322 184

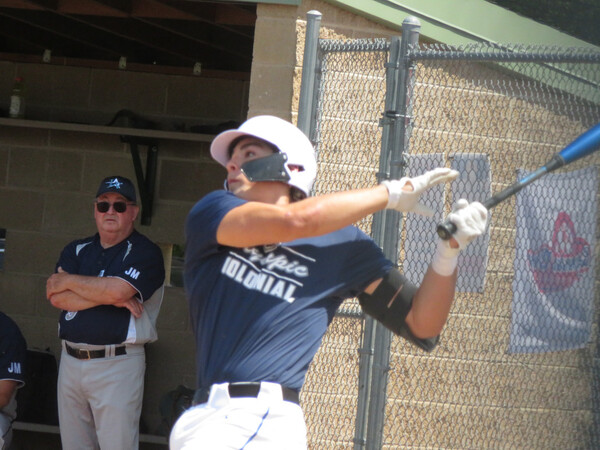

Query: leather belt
192 382 300 406
65 342 126 360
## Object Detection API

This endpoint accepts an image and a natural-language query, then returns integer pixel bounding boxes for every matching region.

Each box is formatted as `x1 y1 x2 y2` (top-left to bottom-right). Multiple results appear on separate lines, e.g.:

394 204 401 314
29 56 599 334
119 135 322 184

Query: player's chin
101 219 120 229
228 183 249 197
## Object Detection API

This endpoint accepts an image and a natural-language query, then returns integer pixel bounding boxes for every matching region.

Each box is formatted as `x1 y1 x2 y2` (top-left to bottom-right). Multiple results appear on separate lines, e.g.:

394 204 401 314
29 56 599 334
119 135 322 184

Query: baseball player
169 115 488 449
0 312 27 450
46 176 165 450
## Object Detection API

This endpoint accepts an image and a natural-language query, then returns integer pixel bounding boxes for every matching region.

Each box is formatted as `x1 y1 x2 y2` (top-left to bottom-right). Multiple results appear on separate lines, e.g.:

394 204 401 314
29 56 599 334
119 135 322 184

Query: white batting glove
446 199 488 249
381 168 459 216
431 199 488 276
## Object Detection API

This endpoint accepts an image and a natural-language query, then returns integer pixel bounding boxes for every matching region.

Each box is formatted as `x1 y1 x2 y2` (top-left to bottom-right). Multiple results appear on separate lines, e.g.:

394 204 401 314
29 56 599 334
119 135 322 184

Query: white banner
509 167 598 353
451 154 491 292
404 154 491 291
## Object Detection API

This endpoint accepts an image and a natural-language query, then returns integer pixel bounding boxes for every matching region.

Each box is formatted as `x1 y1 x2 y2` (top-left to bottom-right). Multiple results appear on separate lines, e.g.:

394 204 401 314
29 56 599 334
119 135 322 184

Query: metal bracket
379 110 411 127
120 136 158 226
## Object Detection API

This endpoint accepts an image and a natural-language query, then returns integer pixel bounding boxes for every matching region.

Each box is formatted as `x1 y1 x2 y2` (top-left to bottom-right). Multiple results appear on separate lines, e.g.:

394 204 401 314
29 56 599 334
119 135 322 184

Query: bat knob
436 221 457 240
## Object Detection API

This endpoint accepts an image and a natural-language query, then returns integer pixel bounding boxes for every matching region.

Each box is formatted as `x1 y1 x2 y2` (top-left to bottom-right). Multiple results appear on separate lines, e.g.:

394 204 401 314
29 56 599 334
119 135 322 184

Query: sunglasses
95 201 135 213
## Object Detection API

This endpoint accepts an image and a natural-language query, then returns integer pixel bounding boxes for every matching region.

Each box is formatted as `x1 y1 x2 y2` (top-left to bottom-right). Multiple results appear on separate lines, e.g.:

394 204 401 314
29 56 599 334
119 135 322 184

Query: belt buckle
80 349 91 360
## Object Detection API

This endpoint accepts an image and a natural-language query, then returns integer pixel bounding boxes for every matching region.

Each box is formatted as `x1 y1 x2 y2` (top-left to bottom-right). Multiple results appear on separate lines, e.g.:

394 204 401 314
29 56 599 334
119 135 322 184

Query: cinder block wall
0 60 249 436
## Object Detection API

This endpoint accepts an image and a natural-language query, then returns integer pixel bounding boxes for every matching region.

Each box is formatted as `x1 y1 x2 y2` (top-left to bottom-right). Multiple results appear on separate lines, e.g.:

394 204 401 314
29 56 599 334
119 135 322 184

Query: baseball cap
95 176 137 202
210 115 317 196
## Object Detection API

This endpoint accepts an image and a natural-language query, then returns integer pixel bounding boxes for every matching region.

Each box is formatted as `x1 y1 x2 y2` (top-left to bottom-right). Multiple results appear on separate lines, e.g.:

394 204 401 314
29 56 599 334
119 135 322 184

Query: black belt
65 343 126 360
192 382 300 406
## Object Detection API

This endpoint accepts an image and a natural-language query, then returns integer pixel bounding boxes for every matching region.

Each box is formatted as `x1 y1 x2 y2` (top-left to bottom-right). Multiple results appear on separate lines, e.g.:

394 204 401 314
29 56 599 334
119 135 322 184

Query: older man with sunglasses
46 175 165 450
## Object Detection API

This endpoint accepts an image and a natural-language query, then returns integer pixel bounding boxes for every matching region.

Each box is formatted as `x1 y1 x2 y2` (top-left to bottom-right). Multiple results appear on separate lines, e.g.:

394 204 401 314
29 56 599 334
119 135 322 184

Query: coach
46 176 165 450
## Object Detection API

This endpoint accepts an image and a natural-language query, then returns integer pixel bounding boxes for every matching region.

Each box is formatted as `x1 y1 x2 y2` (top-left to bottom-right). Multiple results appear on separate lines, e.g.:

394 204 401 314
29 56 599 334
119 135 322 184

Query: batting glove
431 199 488 276
446 199 488 249
381 168 459 216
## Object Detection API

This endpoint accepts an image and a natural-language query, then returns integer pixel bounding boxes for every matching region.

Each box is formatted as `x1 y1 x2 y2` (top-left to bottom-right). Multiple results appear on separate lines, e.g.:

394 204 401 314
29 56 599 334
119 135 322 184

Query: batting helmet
210 115 317 198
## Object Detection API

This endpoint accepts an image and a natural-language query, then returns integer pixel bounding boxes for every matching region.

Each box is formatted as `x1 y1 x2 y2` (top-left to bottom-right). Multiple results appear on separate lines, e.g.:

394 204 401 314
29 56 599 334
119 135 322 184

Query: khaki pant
57 344 145 450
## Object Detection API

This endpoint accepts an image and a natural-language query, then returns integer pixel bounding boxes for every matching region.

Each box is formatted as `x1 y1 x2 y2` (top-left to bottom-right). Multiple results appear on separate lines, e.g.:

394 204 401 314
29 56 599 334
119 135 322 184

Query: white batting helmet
210 115 317 197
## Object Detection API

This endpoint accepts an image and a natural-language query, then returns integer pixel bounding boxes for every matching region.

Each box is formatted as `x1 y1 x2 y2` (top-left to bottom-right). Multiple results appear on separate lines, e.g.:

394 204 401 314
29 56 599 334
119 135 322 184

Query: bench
13 421 168 446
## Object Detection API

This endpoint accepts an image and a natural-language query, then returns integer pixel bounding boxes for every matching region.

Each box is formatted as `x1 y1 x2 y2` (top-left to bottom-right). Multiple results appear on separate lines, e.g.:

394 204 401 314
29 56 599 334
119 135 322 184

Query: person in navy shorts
0 312 27 450
170 116 488 449
46 176 165 450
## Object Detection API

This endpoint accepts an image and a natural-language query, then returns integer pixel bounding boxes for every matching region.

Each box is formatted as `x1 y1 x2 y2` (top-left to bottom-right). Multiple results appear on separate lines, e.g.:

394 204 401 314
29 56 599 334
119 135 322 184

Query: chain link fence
299 14 600 449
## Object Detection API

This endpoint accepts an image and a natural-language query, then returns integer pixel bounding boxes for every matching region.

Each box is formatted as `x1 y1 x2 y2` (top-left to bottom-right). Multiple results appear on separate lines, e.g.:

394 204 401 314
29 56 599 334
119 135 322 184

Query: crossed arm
0 379 18 409
46 268 143 318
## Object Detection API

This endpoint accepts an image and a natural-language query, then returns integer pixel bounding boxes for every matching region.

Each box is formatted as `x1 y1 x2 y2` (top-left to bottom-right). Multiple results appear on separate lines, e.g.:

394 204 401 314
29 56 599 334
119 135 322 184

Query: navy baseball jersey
0 312 27 387
185 191 392 391
0 312 27 425
56 230 165 345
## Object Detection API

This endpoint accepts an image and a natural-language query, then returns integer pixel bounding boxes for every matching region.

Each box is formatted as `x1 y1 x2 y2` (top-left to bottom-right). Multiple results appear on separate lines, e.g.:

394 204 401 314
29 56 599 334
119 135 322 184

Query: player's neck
99 227 134 248
237 181 291 205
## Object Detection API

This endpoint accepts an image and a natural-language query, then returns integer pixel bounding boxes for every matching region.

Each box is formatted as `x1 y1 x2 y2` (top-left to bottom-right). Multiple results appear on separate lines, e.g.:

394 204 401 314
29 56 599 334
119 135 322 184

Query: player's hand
382 168 459 216
430 199 488 276
445 199 488 249
115 296 144 318
46 271 69 298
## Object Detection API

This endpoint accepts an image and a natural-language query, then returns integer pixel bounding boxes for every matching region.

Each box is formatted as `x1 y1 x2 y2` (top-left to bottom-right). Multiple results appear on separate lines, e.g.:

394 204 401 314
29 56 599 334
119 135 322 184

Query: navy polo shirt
56 230 165 345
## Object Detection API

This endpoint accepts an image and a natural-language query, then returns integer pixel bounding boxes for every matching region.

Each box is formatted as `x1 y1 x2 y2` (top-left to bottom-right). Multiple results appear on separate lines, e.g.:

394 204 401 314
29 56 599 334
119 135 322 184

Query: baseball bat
437 121 600 240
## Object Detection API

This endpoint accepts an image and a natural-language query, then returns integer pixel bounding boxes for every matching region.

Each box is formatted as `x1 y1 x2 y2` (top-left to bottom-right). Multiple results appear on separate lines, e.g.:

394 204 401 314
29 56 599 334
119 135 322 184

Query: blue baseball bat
437 122 600 240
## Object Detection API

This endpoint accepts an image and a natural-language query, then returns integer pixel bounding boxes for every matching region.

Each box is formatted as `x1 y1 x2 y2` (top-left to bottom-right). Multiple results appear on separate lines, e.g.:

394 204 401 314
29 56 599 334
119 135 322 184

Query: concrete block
156 138 212 160
158 160 224 202
0 125 49 147
14 313 62 356
155 286 189 331
248 65 294 114
138 202 191 248
90 70 168 115
8 147 47 188
0 149 7 185
166 77 246 121
5 231 68 275
253 17 297 65
257 3 296 19
48 129 124 152
20 64 92 110
46 150 84 191
43 191 98 236
0 273 40 316
0 189 44 231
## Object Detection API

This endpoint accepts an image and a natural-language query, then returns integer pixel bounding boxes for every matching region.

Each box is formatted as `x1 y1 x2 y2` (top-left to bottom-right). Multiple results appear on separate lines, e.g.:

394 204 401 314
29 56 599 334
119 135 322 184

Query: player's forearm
405 267 457 338
48 273 136 305
220 185 389 247
48 290 101 311
0 381 17 409
0 393 12 409
288 185 389 236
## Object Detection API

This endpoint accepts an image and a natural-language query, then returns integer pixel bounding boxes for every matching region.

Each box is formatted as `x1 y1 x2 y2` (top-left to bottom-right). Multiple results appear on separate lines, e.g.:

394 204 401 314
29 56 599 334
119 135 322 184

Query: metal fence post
365 17 421 450
353 34 401 450
297 10 322 139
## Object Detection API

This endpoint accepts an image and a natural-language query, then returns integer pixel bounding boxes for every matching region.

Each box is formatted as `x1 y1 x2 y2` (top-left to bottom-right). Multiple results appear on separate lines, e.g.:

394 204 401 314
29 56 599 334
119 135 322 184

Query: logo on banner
527 212 591 293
